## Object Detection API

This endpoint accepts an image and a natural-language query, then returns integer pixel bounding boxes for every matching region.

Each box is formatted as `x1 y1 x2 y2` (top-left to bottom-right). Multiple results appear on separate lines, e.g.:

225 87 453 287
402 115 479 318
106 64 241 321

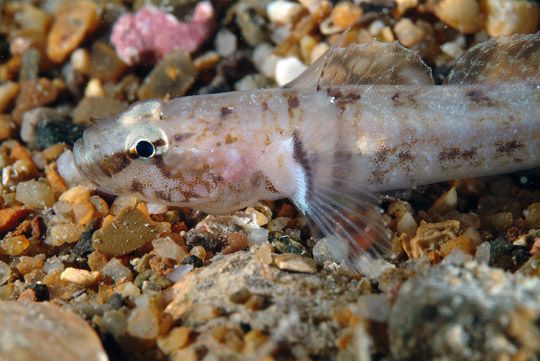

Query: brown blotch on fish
224 134 238 144
220 106 234 117
398 150 414 162
287 95 300 118
466 89 498 107
292 131 312 192
153 138 167 147
391 92 418 108
129 179 145 193
154 189 173 202
98 152 131 177
438 147 478 162
327 88 361 111
173 133 195 142
495 140 523 153
262 101 269 111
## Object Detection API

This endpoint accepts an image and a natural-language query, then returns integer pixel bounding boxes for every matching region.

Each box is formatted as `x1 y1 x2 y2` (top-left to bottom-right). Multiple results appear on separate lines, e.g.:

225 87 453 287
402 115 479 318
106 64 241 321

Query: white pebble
215 29 237 57
152 237 185 261
247 228 269 245
84 78 104 97
475 241 491 264
71 48 91 74
167 264 193 283
267 0 302 24
147 202 168 215
275 57 307 86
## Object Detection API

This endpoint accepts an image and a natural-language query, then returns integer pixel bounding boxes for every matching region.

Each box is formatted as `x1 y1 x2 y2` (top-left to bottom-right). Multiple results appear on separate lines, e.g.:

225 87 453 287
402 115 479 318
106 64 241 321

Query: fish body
74 34 540 275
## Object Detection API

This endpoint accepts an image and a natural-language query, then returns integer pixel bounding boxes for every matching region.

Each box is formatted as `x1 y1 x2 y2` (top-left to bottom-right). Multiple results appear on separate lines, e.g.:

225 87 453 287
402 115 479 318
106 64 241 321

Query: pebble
157 326 192 354
223 232 249 254
15 179 55 209
84 78 105 98
0 261 11 286
46 0 100 63
525 202 540 228
72 97 128 125
483 0 540 37
0 115 15 141
13 79 60 123
138 50 198 100
70 48 91 74
0 206 29 233
331 2 363 30
267 0 303 24
393 18 426 48
312 236 348 266
47 223 84 246
215 29 238 57
102 258 133 282
0 301 108 361
92 207 165 256
60 267 100 286
271 233 308 256
153 237 187 261
0 81 19 112
235 3 267 47
127 303 160 340
89 42 128 83
389 262 540 360
274 254 317 273
34 111 86 150
275 56 307 86
433 0 482 34
182 255 203 268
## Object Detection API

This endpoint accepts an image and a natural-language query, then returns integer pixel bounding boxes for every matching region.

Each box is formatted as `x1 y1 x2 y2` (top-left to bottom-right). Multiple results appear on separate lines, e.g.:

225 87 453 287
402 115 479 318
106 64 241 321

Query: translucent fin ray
284 40 434 89
447 32 540 84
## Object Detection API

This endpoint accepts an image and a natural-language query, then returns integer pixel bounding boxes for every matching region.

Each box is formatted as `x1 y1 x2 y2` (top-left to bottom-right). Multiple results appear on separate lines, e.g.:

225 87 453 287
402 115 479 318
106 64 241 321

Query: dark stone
106 293 125 309
186 230 218 249
31 283 49 302
489 237 530 271
182 255 203 268
35 116 86 150
270 232 309 256
72 224 96 257
0 33 9 63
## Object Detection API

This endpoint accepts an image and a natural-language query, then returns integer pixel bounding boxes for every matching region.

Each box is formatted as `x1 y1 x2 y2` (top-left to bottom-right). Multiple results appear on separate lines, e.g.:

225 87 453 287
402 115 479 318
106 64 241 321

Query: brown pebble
46 163 68 195
229 287 253 304
89 42 128 83
92 207 166 256
0 81 19 112
331 2 362 29
17 288 37 302
0 234 30 256
0 115 14 141
157 327 192 354
13 79 60 123
46 0 99 63
0 206 30 233
223 232 249 254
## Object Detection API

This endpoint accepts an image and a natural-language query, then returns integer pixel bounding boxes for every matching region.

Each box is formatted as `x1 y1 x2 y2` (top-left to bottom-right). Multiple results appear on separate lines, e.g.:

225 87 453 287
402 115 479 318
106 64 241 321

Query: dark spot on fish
466 89 497 107
265 178 279 194
398 150 414 162
154 190 172 202
153 138 166 147
287 95 299 111
495 140 523 153
391 91 418 107
220 106 234 117
438 147 478 162
130 179 145 193
292 131 312 193
224 134 237 144
98 152 130 177
173 133 194 142
327 88 361 112
262 101 269 111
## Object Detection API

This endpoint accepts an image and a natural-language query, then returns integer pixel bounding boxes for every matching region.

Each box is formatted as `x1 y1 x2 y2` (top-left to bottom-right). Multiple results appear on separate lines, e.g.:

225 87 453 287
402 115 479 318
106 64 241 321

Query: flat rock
165 250 373 359
389 262 540 361
0 301 108 361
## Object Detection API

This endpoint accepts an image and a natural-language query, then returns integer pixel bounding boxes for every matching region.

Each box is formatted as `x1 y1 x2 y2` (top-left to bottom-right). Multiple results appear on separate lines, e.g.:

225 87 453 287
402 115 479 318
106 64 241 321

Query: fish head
74 99 222 207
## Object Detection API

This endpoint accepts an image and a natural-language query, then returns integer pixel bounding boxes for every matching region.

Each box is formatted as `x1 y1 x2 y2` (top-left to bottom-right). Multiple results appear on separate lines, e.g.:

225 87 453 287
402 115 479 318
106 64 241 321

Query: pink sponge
111 2 215 65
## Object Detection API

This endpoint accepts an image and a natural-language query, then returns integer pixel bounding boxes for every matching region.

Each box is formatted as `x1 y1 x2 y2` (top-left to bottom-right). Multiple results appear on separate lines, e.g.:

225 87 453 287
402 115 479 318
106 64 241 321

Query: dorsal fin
446 33 540 84
284 41 434 89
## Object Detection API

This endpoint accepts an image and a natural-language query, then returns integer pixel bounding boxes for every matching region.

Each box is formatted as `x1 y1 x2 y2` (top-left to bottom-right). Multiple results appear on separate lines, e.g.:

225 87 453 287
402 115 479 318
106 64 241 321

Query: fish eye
134 140 155 158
